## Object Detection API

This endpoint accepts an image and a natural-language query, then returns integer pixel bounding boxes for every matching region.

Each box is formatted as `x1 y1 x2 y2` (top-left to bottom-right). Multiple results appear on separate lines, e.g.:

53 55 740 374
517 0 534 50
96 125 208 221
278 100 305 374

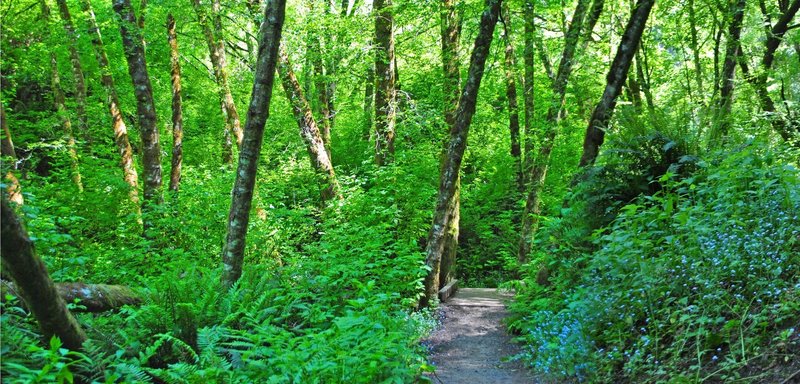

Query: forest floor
423 288 536 384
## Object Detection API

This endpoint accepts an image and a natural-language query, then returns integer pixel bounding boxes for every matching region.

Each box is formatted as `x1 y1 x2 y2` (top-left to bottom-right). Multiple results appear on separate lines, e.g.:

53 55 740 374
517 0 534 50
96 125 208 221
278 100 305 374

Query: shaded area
424 288 535 384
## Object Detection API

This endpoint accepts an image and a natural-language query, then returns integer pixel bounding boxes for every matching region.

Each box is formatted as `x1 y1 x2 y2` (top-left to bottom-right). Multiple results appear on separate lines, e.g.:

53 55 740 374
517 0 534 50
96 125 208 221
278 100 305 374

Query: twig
780 369 800 384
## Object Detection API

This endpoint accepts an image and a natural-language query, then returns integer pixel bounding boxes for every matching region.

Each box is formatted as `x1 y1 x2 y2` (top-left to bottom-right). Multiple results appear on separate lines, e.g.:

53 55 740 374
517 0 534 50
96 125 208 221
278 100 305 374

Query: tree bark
579 0 655 167
688 0 704 100
1 104 24 206
518 0 590 263
55 0 89 142
193 0 243 162
373 0 397 166
167 13 184 192
221 0 286 289
522 0 535 177
438 0 462 292
277 44 340 203
42 1 83 193
714 0 746 139
113 0 163 207
81 0 140 207
2 281 142 313
421 0 501 308
363 57 375 140
501 1 522 191
1 199 87 351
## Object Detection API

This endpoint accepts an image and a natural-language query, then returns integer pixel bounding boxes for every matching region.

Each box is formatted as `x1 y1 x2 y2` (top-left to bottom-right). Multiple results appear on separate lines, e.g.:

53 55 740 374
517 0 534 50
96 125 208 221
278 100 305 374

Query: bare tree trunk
519 0 590 263
2 281 142 313
42 1 83 193
1 104 23 206
55 0 89 142
113 0 163 208
277 45 340 203
373 0 397 166
221 0 286 289
688 0 704 100
1 199 87 351
501 1 522 191
522 0 535 179
81 0 140 207
193 0 243 162
421 0 501 308
438 0 462 293
579 0 655 167
713 0 746 140
167 13 183 192
363 58 375 140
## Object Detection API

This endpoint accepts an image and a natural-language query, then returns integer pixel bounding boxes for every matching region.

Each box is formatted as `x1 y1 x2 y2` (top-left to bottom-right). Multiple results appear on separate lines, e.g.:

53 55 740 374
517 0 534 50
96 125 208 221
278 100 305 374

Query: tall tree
579 0 655 166
167 13 184 192
501 1 522 190
277 44 340 203
373 0 397 166
713 0 746 140
113 0 163 207
80 0 140 206
522 0 534 175
41 0 83 192
438 0 462 293
193 0 243 164
738 0 800 141
55 0 89 141
221 0 286 289
518 0 591 263
1 199 87 352
421 0 502 308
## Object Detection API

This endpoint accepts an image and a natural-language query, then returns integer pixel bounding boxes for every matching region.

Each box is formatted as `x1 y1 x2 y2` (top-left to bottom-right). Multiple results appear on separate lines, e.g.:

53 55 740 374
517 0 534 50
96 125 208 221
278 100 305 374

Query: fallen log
2 281 142 312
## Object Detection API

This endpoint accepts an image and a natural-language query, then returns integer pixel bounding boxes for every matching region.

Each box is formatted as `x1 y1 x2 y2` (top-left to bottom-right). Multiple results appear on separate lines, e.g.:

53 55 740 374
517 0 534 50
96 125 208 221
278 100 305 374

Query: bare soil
423 288 536 384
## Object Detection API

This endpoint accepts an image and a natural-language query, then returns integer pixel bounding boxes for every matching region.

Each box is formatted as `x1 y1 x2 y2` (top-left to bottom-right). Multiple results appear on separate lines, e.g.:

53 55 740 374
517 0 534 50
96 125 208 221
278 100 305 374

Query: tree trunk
277 44 340 203
580 0 605 51
80 0 140 207
579 0 655 167
1 199 87 351
42 1 83 193
518 0 590 263
167 13 184 192
1 104 24 206
113 0 163 207
2 281 142 313
688 0 704 100
363 58 375 140
221 0 286 289
193 0 243 162
55 0 89 142
501 1 522 191
522 0 534 178
421 0 501 308
373 0 397 166
714 0 746 140
438 0 462 292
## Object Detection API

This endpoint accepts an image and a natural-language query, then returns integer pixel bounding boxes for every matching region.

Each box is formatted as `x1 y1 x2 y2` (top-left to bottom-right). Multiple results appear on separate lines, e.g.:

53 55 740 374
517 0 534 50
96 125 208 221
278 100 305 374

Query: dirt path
423 288 535 384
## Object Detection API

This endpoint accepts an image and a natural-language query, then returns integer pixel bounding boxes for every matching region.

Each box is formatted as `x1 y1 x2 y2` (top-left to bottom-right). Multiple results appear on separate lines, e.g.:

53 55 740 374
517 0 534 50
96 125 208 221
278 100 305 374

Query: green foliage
511 142 800 382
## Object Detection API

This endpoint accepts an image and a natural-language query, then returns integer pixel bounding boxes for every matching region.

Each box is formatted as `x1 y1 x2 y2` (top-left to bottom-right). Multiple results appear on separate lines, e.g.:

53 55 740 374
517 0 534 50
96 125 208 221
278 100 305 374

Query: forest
0 0 798 382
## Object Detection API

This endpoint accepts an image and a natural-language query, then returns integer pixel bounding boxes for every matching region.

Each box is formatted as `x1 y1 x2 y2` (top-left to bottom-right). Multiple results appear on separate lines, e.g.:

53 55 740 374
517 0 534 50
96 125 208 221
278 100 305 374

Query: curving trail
424 288 536 384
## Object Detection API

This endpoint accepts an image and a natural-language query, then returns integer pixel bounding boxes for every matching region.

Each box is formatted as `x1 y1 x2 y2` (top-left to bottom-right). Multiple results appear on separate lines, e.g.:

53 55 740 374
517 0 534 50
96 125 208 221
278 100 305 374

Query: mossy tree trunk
373 0 397 166
167 13 184 192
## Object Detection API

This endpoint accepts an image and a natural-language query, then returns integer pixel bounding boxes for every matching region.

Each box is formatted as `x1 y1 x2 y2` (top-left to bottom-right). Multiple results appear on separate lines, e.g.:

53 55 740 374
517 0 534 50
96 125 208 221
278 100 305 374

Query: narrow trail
424 288 535 384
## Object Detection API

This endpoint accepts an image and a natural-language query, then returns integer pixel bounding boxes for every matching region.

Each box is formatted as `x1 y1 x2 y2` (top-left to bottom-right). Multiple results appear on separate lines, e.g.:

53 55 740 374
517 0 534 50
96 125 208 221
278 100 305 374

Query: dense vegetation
1 0 798 383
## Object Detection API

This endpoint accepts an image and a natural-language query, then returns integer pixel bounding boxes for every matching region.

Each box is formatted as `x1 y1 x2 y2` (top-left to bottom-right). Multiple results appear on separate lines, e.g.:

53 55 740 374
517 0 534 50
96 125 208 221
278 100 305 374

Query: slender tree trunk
1 199 87 351
363 58 375 140
277 45 340 203
193 0 243 162
421 0 501 308
221 0 286 289
1 104 24 206
167 13 183 192
81 0 140 206
42 1 83 192
312 41 333 159
688 0 704 100
438 0 462 292
373 0 397 166
518 0 590 263
113 0 163 208
739 0 800 141
580 0 605 51
579 0 655 167
501 1 522 191
714 0 746 140
55 0 89 142
522 0 535 178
